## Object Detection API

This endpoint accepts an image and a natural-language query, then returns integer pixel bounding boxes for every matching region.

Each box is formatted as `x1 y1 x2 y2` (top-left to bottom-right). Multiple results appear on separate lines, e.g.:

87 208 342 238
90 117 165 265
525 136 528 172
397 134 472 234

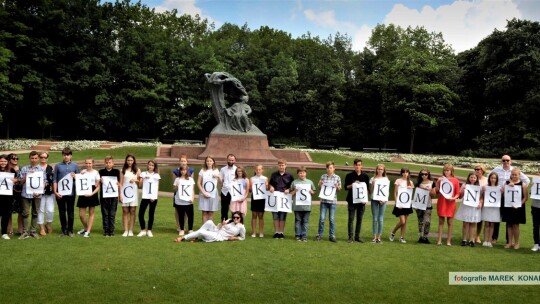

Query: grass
1 196 538 304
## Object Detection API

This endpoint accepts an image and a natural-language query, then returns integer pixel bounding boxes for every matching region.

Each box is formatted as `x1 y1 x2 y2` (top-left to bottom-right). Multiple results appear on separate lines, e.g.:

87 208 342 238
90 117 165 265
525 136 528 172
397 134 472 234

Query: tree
367 24 460 153
469 19 540 158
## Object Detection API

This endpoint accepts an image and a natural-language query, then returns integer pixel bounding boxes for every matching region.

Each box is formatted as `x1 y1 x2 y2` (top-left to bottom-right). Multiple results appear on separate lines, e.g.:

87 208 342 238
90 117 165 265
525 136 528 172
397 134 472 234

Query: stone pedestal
198 133 277 163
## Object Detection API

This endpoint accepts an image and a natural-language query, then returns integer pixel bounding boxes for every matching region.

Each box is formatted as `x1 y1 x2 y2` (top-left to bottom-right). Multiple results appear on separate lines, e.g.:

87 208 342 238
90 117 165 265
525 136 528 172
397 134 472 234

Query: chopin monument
198 72 277 162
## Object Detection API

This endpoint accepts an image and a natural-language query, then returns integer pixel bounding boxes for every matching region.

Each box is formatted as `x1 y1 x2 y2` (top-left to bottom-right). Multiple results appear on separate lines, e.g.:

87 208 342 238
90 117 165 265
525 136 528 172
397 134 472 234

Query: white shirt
490 165 530 186
220 165 237 195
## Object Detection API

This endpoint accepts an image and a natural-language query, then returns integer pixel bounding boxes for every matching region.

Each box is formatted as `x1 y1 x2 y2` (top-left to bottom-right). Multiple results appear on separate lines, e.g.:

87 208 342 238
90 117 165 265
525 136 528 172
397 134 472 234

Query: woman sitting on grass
175 211 246 243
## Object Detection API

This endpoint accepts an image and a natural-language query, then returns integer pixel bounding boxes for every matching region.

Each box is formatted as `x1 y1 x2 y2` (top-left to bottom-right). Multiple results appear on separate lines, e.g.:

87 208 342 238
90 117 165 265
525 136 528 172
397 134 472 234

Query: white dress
455 183 482 223
198 169 220 211
481 185 501 222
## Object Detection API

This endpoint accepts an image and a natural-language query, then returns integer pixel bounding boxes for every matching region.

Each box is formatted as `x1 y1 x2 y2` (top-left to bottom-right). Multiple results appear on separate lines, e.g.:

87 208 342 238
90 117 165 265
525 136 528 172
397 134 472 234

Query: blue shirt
54 161 79 196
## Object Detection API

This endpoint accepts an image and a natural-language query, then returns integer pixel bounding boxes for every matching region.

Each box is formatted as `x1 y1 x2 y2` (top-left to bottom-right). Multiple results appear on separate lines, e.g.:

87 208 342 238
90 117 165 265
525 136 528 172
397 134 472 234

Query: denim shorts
272 211 287 221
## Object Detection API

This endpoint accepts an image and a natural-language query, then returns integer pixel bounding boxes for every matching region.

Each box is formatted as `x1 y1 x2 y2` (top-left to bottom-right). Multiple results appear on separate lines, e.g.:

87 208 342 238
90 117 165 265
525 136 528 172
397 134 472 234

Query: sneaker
469 241 475 247
371 238 377 243
461 240 467 246
423 238 431 244
295 236 301 241
18 232 29 239
329 236 337 243
179 230 185 236
279 233 284 239
105 234 110 237
389 233 395 242
128 230 134 237
297 238 302 242
77 229 86 235
68 231 74 237
399 237 407 243
348 238 354 243
315 235 322 241
252 234 257 238
531 244 539 252
355 238 363 243
487 242 493 248
147 231 153 238
273 233 279 239
302 238 308 242
137 231 147 237
482 241 488 247
2 234 10 240
418 237 424 243
30 232 39 239
84 232 90 238
122 231 128 237
259 234 264 238
377 239 382 244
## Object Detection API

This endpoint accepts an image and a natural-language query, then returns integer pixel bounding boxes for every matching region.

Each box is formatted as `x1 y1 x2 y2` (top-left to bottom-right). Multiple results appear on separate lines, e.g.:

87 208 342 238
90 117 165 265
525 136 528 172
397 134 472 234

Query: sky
137 0 540 53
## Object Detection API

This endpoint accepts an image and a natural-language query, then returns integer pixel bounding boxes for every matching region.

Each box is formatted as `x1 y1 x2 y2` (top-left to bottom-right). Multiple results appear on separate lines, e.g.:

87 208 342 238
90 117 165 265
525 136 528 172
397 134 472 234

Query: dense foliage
1 0 539 158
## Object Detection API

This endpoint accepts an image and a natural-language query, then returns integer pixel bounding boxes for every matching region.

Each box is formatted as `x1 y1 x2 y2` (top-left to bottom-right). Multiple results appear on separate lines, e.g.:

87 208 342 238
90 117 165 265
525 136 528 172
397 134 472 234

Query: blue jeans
371 200 387 236
318 203 336 237
295 211 311 238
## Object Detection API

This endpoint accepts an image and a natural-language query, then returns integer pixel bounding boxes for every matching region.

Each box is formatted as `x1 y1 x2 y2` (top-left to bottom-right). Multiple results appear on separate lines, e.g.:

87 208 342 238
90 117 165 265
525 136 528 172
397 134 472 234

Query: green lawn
1 196 538 303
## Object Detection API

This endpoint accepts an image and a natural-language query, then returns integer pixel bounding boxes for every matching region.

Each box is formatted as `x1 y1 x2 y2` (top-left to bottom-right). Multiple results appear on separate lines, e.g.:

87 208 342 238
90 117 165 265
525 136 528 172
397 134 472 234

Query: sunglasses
233 216 240 219
502 159 510 162
474 168 481 171
10 158 19 160
40 156 48 159
420 173 428 176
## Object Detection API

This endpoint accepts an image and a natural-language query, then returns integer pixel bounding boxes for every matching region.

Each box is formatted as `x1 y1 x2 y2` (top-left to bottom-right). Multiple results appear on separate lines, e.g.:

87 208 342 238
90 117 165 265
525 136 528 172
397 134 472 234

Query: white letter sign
395 187 413 208
483 186 501 208
26 171 44 195
372 179 390 201
294 184 312 206
75 174 92 196
352 182 368 204
531 177 540 200
504 185 522 208
142 178 159 200
319 182 336 200
102 176 119 198
412 187 429 210
462 184 481 207
0 172 15 196
439 177 454 199
251 177 266 200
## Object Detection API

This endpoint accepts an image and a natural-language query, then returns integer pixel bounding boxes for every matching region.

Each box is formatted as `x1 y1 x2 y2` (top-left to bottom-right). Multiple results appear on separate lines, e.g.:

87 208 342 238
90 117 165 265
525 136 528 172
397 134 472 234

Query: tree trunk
409 126 415 154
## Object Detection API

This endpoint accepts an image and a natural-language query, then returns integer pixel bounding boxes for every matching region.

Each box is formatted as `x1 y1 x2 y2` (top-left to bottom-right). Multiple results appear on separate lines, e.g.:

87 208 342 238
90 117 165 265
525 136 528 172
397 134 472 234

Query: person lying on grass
175 211 246 243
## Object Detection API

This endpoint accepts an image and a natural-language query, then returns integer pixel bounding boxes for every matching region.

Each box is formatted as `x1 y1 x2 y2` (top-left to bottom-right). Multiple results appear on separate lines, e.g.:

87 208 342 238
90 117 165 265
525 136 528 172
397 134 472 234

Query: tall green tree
367 24 460 153
470 19 540 157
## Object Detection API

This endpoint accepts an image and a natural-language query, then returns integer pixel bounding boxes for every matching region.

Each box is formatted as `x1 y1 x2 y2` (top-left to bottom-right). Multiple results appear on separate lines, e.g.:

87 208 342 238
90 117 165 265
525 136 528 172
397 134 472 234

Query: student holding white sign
54 148 80 237
436 164 460 246
481 172 502 247
501 168 528 250
531 168 540 252
197 156 222 224
414 169 436 244
249 165 268 238
99 156 120 237
316 161 341 242
75 158 101 238
389 168 414 244
137 160 161 237
19 151 45 239
473 164 488 244
290 166 316 242
489 155 530 245
455 172 482 247
120 154 141 237
174 165 195 237
229 166 250 217
0 154 18 240
369 164 390 244
344 159 370 243
268 159 294 239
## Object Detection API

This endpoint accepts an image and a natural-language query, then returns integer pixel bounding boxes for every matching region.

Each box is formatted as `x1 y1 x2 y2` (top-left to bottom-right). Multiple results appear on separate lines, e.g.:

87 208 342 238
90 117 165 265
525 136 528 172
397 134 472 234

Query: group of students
0 148 161 239
2 150 539 250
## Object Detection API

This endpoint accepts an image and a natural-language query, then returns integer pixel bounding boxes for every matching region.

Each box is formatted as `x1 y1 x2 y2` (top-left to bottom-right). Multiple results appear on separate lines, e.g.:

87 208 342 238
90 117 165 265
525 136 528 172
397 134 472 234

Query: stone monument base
198 133 277 163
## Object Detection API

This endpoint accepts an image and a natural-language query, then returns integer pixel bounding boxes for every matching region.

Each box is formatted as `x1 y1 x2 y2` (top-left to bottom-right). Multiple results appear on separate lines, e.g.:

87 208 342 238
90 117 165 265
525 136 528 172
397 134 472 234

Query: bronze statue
205 72 263 134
